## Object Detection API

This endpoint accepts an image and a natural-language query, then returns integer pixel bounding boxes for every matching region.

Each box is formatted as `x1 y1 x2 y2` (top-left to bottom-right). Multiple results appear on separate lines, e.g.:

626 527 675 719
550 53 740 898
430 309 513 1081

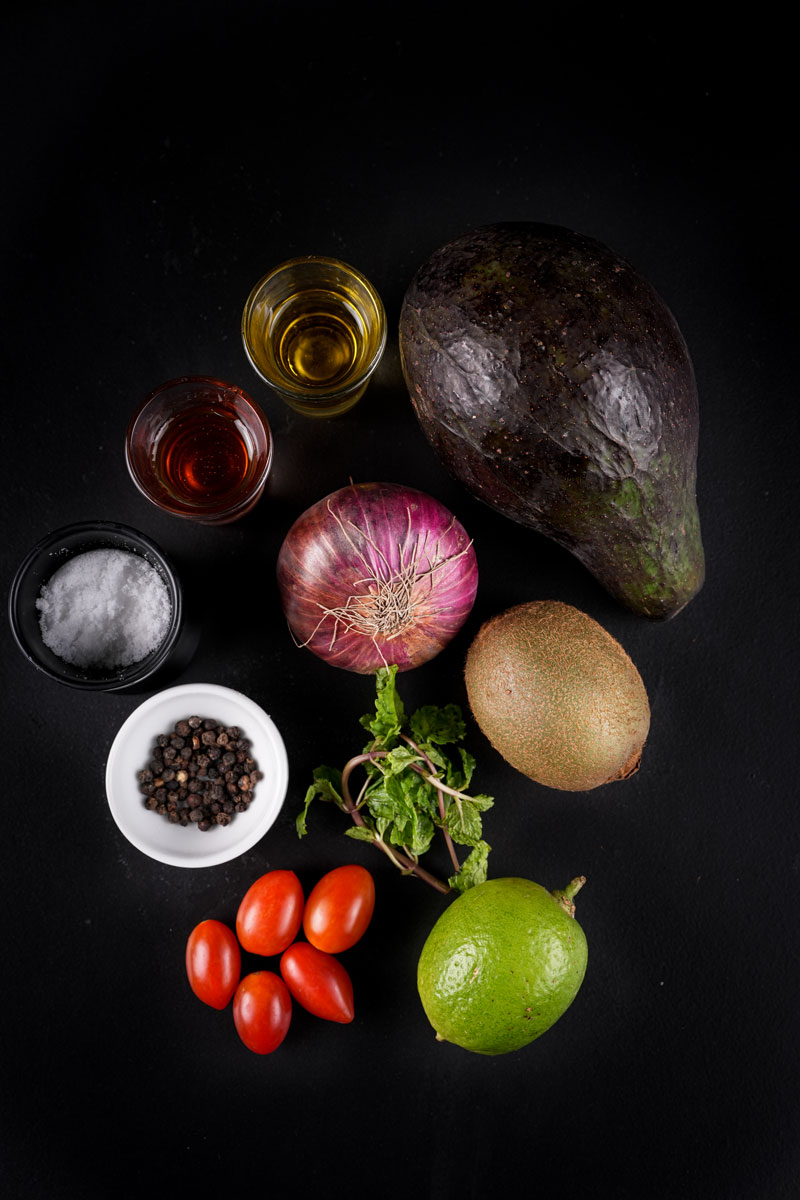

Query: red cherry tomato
303 864 375 953
280 942 355 1024
232 971 292 1054
185 919 241 1010
236 869 304 956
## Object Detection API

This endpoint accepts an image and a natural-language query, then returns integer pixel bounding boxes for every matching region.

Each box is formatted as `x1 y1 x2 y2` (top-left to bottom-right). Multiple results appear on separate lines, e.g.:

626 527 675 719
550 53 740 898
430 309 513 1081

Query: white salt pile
36 548 173 670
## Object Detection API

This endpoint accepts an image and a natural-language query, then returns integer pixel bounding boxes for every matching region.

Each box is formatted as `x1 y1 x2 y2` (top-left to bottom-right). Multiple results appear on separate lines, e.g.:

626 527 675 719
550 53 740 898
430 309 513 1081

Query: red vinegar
155 405 252 504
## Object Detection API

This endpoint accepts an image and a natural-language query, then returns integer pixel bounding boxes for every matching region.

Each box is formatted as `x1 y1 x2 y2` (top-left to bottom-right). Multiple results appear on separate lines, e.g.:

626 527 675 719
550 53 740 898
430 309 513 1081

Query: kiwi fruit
464 601 650 791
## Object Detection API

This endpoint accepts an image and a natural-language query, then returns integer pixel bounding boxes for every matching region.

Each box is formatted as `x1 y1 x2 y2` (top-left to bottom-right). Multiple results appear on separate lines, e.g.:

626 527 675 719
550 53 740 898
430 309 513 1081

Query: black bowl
8 521 191 693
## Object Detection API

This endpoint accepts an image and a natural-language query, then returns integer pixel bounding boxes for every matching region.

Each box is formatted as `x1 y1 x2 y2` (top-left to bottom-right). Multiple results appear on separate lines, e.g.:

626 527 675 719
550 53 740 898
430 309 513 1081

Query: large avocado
399 223 704 619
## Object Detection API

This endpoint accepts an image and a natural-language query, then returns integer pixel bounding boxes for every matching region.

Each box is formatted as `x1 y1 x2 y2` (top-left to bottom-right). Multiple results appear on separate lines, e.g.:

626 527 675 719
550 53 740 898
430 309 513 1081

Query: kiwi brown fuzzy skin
464 601 650 791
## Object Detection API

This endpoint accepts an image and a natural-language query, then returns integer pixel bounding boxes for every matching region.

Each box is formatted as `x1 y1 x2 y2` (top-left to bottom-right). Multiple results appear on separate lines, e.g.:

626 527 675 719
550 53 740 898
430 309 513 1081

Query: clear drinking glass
125 376 273 525
241 256 387 417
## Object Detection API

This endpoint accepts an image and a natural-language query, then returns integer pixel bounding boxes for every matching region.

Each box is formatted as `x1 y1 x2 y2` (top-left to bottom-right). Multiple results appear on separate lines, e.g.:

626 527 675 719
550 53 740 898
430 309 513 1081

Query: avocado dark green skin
399 223 704 619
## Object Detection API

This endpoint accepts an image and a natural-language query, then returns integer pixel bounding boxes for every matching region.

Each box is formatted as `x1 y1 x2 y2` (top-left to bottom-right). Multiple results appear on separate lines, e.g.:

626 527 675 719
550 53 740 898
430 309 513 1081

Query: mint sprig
298 665 492 894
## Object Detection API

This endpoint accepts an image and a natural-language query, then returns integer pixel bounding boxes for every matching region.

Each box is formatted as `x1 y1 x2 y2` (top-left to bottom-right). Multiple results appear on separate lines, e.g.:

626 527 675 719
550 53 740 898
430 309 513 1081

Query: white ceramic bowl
105 683 289 867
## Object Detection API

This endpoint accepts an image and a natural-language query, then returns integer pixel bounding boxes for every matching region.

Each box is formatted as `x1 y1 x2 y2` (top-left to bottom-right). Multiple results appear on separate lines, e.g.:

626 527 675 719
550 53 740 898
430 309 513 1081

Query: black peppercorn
138 715 261 833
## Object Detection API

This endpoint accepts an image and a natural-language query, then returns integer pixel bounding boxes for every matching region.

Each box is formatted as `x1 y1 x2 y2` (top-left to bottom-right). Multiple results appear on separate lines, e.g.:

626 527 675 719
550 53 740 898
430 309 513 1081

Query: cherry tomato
232 971 292 1054
303 864 375 953
280 942 355 1024
236 869 304 956
185 919 241 1010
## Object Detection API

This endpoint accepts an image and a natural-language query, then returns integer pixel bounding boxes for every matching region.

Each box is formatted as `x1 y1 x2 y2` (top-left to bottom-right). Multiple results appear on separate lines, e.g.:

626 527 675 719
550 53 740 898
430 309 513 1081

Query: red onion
276 482 478 673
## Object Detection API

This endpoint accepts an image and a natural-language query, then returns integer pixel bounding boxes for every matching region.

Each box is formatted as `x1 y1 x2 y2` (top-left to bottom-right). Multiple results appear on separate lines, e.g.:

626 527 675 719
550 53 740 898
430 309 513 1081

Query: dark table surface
2 5 798 1198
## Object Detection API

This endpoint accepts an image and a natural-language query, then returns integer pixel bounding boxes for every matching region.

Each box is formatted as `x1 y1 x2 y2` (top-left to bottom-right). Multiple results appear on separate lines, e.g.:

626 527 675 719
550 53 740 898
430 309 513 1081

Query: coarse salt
36 548 172 670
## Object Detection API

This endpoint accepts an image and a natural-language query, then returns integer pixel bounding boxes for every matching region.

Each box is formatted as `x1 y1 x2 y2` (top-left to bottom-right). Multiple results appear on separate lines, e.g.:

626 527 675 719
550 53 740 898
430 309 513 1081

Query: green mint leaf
419 743 450 775
467 792 494 811
448 841 491 893
362 780 401 830
311 765 344 803
344 826 377 843
454 747 476 790
362 771 435 856
407 809 436 856
361 776 406 850
409 703 466 746
444 797 484 847
296 789 313 838
297 766 344 837
374 813 394 840
366 771 413 826
360 665 406 743
388 804 436 856
381 746 422 776
401 769 439 819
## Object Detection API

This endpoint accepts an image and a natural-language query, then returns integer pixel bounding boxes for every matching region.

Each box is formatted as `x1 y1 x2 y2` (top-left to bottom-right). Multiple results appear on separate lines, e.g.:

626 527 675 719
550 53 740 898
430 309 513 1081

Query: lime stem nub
551 875 587 917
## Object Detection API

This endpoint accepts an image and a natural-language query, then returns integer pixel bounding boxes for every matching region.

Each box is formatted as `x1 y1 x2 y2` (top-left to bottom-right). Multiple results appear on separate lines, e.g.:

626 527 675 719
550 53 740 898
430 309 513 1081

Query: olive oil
274 290 365 390
242 257 387 417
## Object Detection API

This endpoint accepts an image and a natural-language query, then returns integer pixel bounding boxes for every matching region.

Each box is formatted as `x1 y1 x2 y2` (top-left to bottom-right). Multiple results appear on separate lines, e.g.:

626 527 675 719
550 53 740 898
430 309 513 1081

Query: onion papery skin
276 482 479 673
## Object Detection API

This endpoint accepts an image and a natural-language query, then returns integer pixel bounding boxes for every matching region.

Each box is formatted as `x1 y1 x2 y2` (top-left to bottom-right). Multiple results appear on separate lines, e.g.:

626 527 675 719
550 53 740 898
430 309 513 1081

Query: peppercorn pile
137 716 262 830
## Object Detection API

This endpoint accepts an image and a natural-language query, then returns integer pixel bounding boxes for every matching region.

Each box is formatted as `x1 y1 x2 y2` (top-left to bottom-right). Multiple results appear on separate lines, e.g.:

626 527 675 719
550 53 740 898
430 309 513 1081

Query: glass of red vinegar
125 376 273 524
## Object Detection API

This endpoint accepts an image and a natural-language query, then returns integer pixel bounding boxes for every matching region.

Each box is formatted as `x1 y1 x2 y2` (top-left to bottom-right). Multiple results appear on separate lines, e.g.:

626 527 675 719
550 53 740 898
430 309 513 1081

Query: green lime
417 876 588 1055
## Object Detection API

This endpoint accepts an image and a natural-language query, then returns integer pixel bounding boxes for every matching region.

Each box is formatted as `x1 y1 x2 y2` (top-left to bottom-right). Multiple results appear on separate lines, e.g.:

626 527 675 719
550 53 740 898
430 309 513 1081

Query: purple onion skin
276 482 479 673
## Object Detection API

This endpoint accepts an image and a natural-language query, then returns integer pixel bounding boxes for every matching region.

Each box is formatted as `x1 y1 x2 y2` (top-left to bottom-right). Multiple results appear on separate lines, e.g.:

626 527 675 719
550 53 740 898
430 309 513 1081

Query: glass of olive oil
125 376 273 524
241 256 387 417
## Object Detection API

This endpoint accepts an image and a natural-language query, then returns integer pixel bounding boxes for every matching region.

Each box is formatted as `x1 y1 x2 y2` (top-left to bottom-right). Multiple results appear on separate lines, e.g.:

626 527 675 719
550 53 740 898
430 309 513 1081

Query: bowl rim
8 520 184 691
104 682 289 868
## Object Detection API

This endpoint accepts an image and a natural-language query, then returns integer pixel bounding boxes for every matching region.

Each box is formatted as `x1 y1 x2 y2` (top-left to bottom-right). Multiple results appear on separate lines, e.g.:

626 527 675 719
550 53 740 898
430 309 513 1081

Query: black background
2 4 798 1198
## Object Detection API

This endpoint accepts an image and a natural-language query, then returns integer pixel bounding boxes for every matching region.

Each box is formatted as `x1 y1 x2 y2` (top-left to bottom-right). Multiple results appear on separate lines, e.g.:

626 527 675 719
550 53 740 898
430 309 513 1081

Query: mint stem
400 733 461 875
